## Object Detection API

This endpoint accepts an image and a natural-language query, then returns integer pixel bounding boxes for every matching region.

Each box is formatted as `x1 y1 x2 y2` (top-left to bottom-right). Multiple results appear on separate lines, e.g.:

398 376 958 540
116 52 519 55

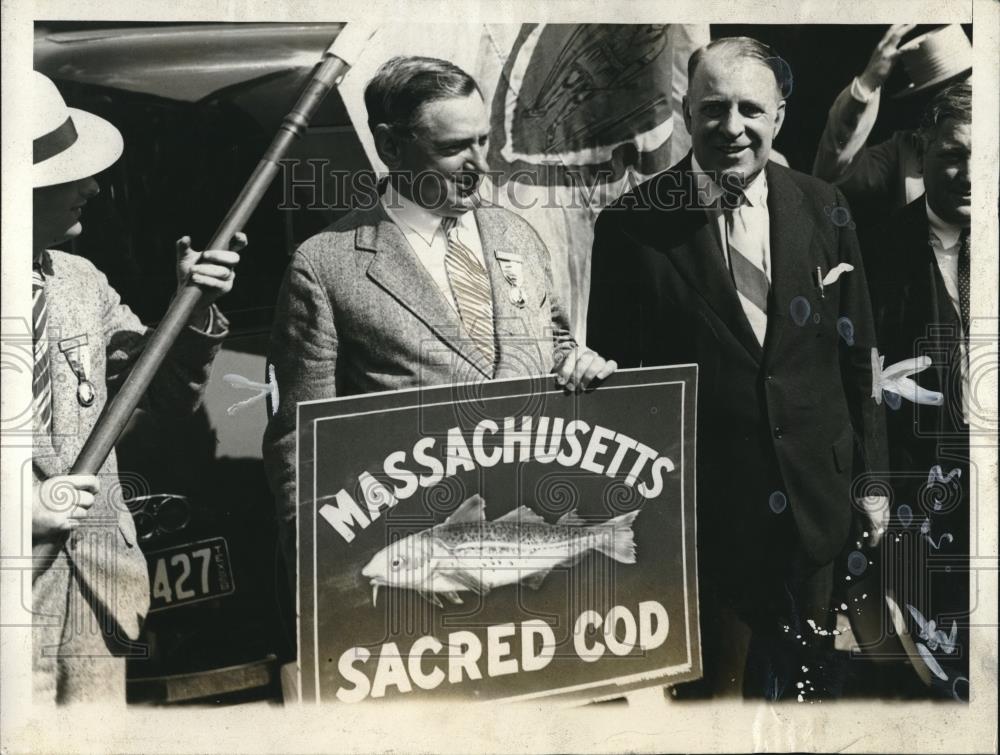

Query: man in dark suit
863 81 972 698
263 56 615 577
587 37 888 699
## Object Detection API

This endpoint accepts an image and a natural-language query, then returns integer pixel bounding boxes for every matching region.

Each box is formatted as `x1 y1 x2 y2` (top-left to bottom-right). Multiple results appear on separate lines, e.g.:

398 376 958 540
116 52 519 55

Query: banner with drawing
296 366 699 702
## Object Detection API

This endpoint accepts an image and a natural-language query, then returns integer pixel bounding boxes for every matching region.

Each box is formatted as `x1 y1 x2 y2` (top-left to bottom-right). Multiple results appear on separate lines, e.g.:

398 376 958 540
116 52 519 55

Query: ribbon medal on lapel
58 334 96 407
495 251 526 308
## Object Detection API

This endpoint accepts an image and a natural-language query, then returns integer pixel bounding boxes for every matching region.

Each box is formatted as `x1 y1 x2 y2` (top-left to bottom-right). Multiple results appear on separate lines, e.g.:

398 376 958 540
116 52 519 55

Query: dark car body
35 21 372 704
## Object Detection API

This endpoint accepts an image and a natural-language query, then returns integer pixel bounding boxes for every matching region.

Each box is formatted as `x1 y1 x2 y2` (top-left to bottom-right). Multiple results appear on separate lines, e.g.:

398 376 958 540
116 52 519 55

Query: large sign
296 366 699 703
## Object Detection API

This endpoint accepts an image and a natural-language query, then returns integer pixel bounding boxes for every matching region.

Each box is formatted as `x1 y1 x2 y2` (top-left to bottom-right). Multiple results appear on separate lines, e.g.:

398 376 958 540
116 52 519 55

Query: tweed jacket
263 201 577 563
32 249 227 641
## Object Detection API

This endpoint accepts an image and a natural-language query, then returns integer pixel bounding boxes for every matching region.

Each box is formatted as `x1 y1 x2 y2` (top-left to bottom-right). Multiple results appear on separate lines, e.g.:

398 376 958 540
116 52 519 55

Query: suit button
773 426 783 439
765 375 774 382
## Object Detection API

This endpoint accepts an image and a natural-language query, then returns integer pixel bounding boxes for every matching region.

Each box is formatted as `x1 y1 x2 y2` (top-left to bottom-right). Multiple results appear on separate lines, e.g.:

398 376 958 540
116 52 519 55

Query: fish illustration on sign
361 494 639 608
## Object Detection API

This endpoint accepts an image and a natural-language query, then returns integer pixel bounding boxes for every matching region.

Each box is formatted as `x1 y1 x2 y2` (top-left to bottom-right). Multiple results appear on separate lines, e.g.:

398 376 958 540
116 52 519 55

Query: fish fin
557 509 587 527
442 590 464 605
443 494 487 525
494 506 545 524
447 569 491 596
592 509 640 564
419 591 444 608
520 569 551 591
428 536 457 562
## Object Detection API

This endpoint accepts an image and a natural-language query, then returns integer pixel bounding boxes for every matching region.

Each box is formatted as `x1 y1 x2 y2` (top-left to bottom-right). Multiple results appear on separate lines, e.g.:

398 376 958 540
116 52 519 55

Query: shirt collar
382 184 474 244
33 249 54 278
690 153 768 209
925 199 964 251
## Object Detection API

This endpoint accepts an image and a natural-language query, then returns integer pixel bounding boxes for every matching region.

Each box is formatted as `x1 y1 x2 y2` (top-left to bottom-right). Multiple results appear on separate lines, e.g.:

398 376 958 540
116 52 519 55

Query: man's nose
719 107 744 139
467 142 489 174
78 176 100 199
955 156 971 186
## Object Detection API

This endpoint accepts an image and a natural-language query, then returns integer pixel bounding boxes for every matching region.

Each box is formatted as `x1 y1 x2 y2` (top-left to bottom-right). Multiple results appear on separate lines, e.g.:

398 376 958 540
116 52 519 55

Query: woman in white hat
31 70 245 704
812 24 972 223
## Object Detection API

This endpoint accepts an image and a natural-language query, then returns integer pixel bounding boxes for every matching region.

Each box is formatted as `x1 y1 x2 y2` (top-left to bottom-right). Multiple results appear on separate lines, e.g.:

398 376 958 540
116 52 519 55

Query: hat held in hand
33 70 123 188
894 25 972 99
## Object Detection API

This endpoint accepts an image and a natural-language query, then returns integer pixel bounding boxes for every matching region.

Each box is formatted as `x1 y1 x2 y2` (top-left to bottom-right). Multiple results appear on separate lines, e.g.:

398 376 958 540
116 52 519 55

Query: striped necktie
723 191 769 345
441 216 496 370
958 227 970 342
957 227 971 424
33 265 53 435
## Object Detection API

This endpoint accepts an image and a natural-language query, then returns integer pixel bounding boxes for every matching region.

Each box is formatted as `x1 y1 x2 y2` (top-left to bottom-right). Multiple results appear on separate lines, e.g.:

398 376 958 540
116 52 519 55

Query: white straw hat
894 25 972 99
33 70 123 188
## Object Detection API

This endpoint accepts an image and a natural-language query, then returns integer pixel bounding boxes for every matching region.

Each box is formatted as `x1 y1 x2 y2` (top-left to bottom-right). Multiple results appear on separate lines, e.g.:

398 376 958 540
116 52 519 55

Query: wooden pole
33 24 377 581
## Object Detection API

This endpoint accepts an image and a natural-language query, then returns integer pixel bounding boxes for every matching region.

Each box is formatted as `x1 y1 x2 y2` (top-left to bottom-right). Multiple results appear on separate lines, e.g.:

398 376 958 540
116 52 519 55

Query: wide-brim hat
33 70 123 188
893 24 972 99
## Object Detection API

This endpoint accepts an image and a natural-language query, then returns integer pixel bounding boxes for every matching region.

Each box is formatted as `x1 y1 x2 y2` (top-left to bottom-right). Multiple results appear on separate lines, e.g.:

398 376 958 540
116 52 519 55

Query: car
34 21 372 704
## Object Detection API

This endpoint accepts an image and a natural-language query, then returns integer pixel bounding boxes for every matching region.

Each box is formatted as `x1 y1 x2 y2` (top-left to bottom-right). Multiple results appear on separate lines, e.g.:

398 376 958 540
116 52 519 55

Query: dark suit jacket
864 198 968 471
863 199 969 689
263 201 577 570
587 155 888 589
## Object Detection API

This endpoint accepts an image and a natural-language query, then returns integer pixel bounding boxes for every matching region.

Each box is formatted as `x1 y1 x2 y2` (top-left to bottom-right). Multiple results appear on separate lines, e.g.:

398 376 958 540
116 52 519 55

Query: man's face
33 176 98 250
391 93 490 216
683 53 786 186
920 118 971 226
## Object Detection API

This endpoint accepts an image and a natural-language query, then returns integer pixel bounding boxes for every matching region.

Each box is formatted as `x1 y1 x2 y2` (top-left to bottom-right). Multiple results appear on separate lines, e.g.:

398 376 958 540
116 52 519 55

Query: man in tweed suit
30 71 243 703
263 56 616 573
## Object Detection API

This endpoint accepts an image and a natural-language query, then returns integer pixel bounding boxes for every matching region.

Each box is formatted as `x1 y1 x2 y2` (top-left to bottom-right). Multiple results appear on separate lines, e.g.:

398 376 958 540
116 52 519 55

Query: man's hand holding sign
553 346 618 392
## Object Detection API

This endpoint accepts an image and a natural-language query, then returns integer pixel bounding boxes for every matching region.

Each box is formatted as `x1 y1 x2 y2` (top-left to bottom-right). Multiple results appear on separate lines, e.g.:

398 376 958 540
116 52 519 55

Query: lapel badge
495 251 526 308
58 334 96 407
508 286 526 307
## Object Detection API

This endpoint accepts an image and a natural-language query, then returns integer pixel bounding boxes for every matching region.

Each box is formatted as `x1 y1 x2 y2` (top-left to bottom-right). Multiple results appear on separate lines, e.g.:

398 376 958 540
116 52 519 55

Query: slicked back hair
919 81 972 142
364 55 482 136
687 37 792 100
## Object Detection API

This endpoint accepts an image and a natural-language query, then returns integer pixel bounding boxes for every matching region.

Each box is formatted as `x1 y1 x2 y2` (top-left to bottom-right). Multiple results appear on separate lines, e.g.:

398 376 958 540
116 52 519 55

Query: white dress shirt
691 153 772 282
926 201 963 317
926 200 970 422
381 184 486 313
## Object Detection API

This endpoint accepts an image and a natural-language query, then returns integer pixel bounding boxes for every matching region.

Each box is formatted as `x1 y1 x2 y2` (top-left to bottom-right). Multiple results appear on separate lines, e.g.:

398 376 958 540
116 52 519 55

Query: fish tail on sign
591 509 640 565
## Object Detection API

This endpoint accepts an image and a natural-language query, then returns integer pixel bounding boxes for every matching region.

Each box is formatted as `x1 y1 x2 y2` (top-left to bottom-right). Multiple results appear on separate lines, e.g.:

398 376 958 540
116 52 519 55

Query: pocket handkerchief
822 263 855 285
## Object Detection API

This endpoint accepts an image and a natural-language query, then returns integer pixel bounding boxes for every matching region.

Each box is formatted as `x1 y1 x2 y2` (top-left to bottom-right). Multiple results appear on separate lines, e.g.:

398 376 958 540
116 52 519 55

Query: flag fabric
337 23 710 340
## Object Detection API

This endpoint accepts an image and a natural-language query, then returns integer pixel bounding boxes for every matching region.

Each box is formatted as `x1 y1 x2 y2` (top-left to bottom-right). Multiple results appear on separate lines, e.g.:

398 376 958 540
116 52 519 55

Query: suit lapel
359 203 492 377
926 247 960 331
35 254 80 472
661 160 763 362
918 213 961 396
474 207 522 335
762 163 814 365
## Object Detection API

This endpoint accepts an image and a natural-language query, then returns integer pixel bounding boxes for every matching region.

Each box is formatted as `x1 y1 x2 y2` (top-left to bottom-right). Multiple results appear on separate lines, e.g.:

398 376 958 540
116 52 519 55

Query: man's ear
373 123 403 170
772 99 787 139
681 95 692 134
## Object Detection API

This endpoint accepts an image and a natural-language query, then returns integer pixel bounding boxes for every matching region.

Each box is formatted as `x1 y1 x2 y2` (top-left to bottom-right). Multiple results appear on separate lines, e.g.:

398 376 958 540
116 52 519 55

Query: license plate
146 537 236 613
